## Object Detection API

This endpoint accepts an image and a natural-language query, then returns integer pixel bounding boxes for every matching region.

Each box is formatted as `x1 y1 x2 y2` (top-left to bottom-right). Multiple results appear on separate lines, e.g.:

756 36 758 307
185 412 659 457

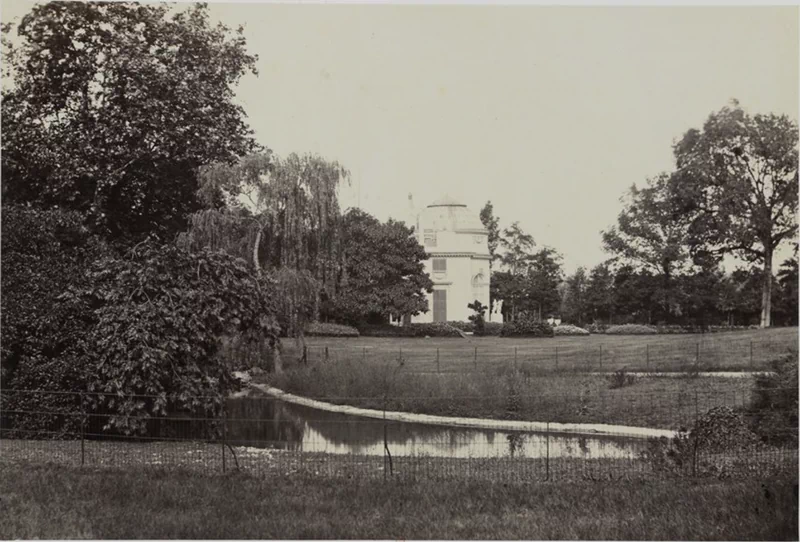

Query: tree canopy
1 2 259 242
671 101 798 327
328 208 433 325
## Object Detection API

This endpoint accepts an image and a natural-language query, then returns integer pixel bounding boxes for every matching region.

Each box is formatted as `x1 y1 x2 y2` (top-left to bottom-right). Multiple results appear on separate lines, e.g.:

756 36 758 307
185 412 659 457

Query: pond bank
248 382 678 439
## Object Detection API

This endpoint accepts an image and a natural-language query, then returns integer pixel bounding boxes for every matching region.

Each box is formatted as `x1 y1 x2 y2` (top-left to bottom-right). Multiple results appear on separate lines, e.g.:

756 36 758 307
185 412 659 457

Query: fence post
302 345 308 365
694 391 699 422
545 422 550 481
436 348 440 374
646 344 650 371
325 346 329 362
80 392 85 467
399 347 402 364
749 341 753 369
514 347 518 371
696 342 700 364
599 344 603 369
555 346 559 370
363 347 367 363
474 346 478 366
222 406 227 473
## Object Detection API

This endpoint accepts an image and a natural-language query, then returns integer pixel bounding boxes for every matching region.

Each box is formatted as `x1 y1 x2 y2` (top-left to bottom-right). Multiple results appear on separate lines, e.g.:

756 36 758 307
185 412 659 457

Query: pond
225 396 650 460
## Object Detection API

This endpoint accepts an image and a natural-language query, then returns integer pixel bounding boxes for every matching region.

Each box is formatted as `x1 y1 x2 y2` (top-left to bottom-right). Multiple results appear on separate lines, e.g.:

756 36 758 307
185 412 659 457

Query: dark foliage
304 322 360 337
2 208 279 437
1 206 107 436
499 320 554 338
447 321 503 336
2 3 259 243
467 300 487 336
73 241 280 434
327 209 432 325
749 355 798 446
357 323 463 338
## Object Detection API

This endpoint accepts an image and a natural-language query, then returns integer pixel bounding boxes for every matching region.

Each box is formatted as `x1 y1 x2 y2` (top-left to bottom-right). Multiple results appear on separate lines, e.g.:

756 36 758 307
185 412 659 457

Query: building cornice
427 252 492 260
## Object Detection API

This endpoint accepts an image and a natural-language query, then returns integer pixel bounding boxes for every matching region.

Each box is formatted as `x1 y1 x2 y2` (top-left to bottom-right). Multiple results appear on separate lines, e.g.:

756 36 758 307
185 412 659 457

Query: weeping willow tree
177 151 349 369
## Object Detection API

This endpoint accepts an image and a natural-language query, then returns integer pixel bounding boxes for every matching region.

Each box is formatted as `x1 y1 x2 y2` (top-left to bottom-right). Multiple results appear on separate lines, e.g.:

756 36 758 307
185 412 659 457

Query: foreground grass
264 364 756 430
1 463 797 540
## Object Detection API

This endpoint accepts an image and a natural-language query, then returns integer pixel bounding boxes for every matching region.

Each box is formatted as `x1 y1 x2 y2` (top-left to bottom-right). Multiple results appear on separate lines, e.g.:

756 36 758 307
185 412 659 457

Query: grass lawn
279 327 798 373
263 363 760 430
1 463 796 540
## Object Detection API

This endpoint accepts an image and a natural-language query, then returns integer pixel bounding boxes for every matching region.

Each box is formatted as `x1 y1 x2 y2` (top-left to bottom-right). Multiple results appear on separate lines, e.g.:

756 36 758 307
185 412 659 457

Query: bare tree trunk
760 246 773 328
252 228 262 274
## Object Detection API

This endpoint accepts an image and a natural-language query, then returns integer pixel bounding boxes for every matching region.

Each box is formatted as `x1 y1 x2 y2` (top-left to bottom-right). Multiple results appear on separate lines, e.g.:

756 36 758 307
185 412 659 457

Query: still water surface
225 397 648 460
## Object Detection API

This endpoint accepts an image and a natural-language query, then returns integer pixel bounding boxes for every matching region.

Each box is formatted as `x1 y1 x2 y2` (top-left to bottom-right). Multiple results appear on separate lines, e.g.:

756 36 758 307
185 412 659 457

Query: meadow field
281 327 798 374
258 327 799 431
1 463 796 540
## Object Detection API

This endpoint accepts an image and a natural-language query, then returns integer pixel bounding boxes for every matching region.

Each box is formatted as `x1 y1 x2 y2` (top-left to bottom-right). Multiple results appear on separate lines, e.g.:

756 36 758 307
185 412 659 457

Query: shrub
749 354 798 446
553 324 590 336
605 324 658 335
304 322 359 337
3 238 281 438
500 320 554 338
606 367 636 389
449 321 503 336
1 206 106 437
467 300 488 336
585 323 609 334
357 322 463 338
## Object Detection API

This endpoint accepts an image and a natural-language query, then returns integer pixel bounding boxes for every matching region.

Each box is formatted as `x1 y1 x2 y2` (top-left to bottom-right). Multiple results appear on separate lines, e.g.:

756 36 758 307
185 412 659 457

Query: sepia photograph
0 0 798 539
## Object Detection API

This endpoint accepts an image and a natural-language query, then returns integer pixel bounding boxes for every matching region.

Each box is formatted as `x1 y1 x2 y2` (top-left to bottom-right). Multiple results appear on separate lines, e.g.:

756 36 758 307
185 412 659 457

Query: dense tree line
481 101 798 329
1 3 433 434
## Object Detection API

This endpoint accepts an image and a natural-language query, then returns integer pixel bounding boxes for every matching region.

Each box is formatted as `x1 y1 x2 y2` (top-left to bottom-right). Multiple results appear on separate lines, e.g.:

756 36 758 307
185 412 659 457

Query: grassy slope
264 366 756 430
282 327 798 372
1 463 797 540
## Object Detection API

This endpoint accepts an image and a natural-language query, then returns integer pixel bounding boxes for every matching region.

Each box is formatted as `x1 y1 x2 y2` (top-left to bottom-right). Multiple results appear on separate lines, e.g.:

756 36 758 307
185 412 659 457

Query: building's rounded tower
405 194 500 324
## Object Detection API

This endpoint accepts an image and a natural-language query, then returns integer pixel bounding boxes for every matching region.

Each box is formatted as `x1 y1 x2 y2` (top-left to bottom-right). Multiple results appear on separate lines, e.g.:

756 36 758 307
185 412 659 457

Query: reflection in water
225 397 647 459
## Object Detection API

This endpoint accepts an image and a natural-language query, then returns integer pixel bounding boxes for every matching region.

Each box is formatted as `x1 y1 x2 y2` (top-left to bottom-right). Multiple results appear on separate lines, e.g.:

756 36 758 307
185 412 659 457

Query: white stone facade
401 194 501 324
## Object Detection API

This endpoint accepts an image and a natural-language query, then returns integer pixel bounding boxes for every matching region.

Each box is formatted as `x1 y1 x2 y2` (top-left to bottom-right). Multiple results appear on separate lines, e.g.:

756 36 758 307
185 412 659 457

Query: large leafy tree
1 206 106 427
776 248 799 326
524 247 564 321
1 2 259 242
178 151 349 350
492 222 536 321
2 208 277 436
612 265 656 324
479 201 501 268
77 241 280 434
328 208 433 325
498 221 536 275
671 101 798 327
562 266 589 326
602 172 691 317
584 263 615 324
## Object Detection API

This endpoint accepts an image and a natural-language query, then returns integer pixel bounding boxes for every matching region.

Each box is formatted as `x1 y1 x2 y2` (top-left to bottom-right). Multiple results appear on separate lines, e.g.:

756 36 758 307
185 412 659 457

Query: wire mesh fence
2 388 797 483
276 334 797 374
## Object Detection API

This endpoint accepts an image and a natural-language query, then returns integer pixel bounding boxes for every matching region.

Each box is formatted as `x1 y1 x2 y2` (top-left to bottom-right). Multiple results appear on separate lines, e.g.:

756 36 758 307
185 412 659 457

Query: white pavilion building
394 194 501 324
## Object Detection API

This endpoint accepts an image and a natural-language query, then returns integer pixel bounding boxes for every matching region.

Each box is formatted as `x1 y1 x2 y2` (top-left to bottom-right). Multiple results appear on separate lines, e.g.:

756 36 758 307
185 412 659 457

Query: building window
424 229 437 247
432 258 447 273
472 272 486 301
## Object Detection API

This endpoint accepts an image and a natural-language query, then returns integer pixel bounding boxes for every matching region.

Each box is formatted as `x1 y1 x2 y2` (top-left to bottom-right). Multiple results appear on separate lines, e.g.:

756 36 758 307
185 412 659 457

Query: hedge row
553 324 590 336
304 322 360 337
499 320 554 338
357 322 463 338
447 321 503 336
584 323 762 335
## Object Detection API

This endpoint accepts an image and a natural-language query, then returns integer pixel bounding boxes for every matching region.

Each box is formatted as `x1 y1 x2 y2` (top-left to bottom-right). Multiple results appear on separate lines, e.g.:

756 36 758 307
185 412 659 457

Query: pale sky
2 2 798 273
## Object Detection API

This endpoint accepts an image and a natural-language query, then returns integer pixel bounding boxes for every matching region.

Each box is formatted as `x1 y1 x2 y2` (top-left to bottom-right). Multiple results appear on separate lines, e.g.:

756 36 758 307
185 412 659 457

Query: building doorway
433 290 447 322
